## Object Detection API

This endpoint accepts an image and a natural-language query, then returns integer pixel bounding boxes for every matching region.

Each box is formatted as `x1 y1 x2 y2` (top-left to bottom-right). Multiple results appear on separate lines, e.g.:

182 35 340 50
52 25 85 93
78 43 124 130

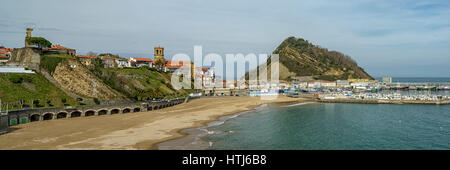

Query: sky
1 0 449 78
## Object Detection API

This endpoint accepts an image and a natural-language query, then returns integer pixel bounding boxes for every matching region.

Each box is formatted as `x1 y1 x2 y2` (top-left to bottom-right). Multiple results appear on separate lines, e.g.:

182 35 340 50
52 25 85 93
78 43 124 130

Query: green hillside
274 37 373 81
0 73 77 110
91 66 195 101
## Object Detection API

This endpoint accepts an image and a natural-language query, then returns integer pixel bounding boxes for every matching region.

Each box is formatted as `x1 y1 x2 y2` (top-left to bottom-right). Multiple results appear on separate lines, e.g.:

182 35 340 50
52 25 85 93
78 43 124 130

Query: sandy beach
0 96 310 150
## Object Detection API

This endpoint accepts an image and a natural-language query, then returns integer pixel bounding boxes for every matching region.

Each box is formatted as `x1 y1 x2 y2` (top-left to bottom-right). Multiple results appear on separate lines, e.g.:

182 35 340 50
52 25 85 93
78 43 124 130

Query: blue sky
1 0 449 78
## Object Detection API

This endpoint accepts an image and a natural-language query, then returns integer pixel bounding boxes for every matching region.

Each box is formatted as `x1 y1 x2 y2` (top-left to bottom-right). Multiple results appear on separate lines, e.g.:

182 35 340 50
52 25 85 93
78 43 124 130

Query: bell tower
154 46 165 70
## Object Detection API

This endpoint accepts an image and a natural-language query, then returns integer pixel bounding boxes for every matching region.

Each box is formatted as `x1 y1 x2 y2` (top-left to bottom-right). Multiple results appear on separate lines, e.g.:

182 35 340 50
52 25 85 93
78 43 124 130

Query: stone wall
6 47 41 71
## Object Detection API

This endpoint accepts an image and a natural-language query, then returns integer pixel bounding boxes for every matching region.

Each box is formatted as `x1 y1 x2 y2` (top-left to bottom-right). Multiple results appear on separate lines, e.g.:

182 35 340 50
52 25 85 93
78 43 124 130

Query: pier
318 98 450 105
384 82 450 90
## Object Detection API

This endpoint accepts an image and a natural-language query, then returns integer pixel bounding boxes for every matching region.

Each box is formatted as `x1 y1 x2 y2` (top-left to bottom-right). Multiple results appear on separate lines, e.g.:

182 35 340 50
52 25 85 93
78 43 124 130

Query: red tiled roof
133 58 152 62
77 55 95 58
0 47 13 52
50 44 72 50
165 64 191 68
0 55 9 59
0 51 9 54
102 56 116 60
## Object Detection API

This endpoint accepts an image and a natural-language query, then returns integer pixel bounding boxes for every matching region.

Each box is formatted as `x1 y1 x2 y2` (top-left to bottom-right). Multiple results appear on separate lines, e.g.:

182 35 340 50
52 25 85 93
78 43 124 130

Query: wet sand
0 96 310 150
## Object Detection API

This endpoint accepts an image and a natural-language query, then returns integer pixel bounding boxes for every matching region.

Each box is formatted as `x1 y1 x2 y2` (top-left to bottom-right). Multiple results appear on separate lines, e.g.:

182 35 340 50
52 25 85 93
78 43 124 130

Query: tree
87 51 97 56
93 58 104 69
154 59 165 71
26 37 52 48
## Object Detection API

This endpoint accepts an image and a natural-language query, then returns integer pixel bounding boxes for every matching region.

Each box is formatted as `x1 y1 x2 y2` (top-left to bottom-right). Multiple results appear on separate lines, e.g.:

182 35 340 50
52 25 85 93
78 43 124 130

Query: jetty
318 98 450 105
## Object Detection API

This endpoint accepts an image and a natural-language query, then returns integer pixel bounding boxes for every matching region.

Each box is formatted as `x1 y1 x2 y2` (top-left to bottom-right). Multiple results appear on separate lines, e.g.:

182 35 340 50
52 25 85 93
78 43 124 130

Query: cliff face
51 59 124 100
274 37 373 81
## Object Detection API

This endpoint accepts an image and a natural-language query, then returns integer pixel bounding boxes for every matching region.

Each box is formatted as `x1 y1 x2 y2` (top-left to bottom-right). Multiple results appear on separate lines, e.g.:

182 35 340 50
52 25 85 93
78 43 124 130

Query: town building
0 47 13 63
101 56 116 68
308 81 336 88
336 80 350 87
195 67 216 89
382 77 392 84
115 59 129 68
76 55 95 66
43 44 76 56
129 57 152 67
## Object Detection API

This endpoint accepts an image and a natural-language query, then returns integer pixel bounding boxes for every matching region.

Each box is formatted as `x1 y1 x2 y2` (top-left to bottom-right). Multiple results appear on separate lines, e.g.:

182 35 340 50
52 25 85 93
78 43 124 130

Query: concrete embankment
318 99 450 105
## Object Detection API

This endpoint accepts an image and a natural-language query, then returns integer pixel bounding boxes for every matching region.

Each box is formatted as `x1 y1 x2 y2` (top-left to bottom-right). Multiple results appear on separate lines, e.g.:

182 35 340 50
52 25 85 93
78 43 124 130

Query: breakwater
318 98 450 105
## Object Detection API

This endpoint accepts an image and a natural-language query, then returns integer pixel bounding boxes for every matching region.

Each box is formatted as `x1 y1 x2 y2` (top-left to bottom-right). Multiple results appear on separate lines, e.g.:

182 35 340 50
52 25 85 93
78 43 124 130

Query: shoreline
0 96 311 150
155 100 320 150
150 98 312 150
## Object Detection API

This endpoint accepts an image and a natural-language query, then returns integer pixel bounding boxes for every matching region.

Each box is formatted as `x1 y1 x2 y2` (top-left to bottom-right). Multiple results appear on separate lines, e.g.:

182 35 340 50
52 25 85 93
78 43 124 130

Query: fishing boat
391 86 409 91
438 86 450 91
417 86 437 91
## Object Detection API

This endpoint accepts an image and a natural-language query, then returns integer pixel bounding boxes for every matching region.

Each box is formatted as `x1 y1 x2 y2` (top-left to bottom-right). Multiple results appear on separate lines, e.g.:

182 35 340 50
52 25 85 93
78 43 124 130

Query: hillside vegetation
0 73 78 110
91 66 194 101
247 37 373 81
275 37 373 81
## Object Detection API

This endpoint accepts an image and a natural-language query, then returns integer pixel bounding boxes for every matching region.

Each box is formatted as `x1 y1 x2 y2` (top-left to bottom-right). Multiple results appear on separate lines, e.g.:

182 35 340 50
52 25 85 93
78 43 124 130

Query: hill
247 36 373 81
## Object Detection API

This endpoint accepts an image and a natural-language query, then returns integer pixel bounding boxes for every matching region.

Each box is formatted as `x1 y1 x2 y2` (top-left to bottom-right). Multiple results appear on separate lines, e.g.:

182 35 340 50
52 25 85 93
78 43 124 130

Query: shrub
93 98 100 105
40 56 64 73
8 74 23 83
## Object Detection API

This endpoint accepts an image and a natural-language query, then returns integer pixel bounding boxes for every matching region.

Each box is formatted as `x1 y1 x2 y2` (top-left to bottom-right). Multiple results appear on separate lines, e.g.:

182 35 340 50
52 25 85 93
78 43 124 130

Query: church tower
154 46 165 70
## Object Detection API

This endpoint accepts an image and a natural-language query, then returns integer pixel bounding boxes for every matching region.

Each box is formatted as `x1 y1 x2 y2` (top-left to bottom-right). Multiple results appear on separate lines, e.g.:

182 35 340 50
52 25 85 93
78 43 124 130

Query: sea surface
200 77 450 150
157 77 450 150
204 103 450 150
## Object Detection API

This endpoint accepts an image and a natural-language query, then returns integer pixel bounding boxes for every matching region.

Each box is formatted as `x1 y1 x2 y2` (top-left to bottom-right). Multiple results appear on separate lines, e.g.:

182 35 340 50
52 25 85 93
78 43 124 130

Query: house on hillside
129 57 152 67
101 56 116 68
43 44 76 56
76 55 95 66
115 59 129 68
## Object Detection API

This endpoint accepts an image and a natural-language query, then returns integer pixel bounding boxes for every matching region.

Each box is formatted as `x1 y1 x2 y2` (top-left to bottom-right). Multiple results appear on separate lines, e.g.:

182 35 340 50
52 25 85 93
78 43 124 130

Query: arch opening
98 110 107 115
70 111 82 118
30 114 40 122
133 108 141 112
85 110 95 117
57 112 67 119
122 108 131 113
43 113 53 120
111 109 120 114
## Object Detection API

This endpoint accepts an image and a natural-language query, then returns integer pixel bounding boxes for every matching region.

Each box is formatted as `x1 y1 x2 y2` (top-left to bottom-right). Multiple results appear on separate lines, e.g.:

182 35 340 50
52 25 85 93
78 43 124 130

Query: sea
158 77 450 150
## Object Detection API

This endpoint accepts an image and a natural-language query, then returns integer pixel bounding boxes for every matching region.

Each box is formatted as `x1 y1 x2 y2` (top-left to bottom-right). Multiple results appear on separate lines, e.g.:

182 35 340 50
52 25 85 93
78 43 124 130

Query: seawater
204 103 450 150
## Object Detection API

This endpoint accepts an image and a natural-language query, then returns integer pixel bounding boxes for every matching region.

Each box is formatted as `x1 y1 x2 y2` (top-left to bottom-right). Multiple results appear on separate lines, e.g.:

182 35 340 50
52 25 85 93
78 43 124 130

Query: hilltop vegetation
247 37 373 81
274 37 373 81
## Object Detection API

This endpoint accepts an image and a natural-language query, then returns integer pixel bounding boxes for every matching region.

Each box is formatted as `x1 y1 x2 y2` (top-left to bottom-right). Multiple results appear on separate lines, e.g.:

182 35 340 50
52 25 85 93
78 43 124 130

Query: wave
282 102 318 107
